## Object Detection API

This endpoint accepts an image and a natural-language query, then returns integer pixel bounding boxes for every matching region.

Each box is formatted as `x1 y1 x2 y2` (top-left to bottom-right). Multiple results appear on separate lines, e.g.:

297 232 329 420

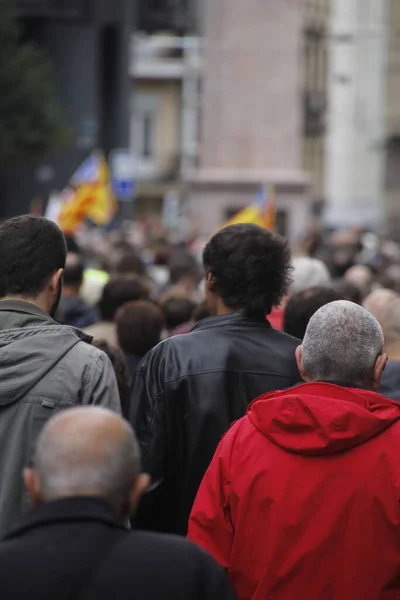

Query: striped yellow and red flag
58 153 117 233
221 185 276 231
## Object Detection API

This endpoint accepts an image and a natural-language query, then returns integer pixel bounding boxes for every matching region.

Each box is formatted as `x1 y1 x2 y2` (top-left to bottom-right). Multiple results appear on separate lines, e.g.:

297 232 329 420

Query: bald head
299 300 385 387
27 407 146 518
379 297 400 356
345 265 372 287
363 289 398 325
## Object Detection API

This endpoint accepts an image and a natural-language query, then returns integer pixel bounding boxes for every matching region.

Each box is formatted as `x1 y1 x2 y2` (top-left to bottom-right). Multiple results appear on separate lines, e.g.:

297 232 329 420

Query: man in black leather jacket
129 224 302 535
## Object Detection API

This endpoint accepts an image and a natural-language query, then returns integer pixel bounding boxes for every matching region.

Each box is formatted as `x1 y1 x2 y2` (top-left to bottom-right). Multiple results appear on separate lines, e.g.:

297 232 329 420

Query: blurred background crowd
58 217 400 420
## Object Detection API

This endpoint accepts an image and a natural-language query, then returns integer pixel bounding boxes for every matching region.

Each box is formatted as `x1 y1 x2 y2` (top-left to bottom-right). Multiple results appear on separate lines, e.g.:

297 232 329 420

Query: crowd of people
2 214 400 598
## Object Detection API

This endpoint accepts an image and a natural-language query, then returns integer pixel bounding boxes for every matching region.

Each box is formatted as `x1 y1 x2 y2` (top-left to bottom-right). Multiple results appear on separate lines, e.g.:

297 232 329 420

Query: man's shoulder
110 530 212 569
68 337 104 361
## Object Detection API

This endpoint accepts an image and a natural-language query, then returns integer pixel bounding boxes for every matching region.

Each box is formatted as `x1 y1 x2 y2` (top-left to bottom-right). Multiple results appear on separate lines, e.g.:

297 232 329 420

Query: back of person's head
344 264 373 299
0 215 67 298
169 257 200 290
290 256 330 295
332 279 362 305
92 340 131 417
377 297 400 353
283 287 345 340
110 251 146 277
63 253 84 290
98 276 149 321
162 296 195 331
363 288 398 325
153 238 171 266
116 300 165 357
299 300 385 388
203 223 291 318
24 407 149 520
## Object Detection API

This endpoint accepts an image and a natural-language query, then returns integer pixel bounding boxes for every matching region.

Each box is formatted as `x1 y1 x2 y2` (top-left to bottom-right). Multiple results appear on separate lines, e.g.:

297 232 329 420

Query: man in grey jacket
0 215 120 537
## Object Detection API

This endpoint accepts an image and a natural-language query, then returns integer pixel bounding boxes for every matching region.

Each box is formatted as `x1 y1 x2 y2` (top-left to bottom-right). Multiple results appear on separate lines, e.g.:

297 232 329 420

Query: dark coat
0 497 235 600
380 360 400 401
129 312 301 535
57 295 99 329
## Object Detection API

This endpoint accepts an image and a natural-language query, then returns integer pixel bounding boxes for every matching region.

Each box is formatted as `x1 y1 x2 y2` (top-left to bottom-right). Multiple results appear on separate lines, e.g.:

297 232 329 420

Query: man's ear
129 474 150 513
295 345 309 382
50 269 63 297
371 353 388 390
23 469 42 505
205 272 215 293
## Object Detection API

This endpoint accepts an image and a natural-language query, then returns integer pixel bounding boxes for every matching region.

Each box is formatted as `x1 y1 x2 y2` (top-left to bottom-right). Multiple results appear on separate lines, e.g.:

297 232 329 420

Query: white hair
302 300 384 382
290 257 330 294
34 407 141 503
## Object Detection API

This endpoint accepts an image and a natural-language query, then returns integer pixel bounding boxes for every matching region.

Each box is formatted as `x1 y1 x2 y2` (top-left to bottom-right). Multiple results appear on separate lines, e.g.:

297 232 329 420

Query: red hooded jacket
188 382 400 600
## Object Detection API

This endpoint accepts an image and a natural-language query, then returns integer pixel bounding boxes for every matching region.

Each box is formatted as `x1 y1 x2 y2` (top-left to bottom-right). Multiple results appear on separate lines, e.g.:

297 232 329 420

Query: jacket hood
0 301 91 406
247 382 400 455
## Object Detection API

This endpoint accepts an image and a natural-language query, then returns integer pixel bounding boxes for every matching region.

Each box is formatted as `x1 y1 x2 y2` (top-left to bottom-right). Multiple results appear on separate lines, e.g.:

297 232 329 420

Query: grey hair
302 300 384 382
34 407 141 503
290 257 330 294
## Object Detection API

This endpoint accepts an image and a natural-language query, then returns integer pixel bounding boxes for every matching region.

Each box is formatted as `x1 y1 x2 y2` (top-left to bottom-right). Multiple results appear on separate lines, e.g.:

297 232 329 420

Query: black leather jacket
129 313 301 535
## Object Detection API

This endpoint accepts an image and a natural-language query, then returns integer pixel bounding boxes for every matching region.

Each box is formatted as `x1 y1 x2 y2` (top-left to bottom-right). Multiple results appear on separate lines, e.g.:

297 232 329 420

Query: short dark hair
203 224 291 318
63 254 84 288
332 279 362 305
162 296 195 331
110 251 146 277
98 276 149 321
0 215 67 298
92 340 131 418
169 255 200 285
283 286 345 340
116 300 165 356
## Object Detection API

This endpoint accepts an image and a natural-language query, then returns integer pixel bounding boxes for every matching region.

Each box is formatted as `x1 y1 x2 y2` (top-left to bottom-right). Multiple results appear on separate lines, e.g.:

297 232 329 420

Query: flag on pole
58 153 117 233
221 185 276 231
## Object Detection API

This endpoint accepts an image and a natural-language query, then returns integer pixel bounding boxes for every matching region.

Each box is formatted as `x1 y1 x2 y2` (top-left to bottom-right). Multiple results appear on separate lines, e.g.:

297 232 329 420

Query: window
131 93 158 162
142 112 155 159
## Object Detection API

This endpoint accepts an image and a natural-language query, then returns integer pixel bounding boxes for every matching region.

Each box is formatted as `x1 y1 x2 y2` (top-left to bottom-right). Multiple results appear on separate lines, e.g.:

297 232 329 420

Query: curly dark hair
203 223 292 319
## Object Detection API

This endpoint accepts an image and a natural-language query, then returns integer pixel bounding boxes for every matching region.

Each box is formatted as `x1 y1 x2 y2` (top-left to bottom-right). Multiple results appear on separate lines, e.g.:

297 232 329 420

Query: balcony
130 33 202 79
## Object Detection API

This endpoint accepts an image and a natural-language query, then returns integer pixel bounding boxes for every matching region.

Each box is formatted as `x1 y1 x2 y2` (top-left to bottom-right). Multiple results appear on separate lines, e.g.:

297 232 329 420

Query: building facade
184 0 311 241
324 0 388 229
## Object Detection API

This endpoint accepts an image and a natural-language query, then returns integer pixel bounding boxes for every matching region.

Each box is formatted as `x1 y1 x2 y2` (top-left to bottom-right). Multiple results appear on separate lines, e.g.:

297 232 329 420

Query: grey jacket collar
0 299 54 322
0 299 92 343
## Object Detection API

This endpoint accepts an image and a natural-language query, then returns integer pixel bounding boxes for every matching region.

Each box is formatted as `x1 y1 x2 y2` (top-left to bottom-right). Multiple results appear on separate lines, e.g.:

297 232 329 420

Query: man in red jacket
188 300 400 600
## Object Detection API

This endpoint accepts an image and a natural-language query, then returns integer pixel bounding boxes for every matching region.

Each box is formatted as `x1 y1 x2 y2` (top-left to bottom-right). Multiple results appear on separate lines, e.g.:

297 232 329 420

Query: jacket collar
192 312 271 332
0 299 92 343
4 497 127 540
0 299 53 322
